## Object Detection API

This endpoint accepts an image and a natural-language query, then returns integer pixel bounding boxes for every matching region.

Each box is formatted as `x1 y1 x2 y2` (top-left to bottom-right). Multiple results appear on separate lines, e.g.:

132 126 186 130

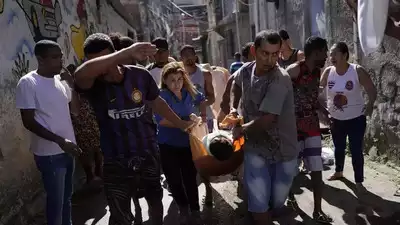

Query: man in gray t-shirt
231 30 298 225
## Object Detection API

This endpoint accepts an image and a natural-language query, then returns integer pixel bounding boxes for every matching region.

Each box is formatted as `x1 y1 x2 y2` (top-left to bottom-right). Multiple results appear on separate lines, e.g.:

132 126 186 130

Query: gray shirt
234 62 298 162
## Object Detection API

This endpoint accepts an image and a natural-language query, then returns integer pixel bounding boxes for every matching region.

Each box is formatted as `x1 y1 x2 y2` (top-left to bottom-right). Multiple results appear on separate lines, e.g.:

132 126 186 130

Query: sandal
327 173 343 181
313 211 333 224
202 195 213 207
286 198 298 210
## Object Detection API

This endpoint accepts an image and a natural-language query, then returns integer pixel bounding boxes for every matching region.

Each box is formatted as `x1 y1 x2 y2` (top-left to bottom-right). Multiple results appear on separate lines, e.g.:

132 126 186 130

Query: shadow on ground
72 188 107 225
291 173 400 225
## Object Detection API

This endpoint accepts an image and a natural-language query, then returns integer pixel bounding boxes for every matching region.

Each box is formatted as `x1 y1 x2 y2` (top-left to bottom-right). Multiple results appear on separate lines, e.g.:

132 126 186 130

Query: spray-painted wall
0 1 134 224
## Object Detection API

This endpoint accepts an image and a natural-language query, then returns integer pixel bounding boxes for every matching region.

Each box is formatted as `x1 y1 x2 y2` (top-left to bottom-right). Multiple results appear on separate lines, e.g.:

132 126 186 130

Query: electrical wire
164 0 209 24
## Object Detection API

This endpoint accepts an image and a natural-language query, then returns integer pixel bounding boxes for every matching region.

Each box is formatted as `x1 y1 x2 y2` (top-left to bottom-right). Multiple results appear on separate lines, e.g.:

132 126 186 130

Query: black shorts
103 150 162 225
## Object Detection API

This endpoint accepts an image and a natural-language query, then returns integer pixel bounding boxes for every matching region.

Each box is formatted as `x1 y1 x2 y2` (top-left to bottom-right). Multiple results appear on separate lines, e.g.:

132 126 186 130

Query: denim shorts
243 151 298 213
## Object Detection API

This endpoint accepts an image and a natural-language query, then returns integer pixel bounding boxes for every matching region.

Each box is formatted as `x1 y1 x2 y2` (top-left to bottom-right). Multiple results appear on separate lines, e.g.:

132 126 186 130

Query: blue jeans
331 115 366 183
34 153 75 225
244 152 297 213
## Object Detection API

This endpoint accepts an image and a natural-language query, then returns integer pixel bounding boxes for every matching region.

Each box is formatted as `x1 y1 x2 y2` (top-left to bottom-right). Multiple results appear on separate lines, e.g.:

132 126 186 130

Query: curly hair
83 33 115 55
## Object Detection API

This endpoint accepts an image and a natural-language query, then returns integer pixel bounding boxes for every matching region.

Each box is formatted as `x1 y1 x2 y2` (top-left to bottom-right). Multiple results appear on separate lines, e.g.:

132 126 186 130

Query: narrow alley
62 157 400 225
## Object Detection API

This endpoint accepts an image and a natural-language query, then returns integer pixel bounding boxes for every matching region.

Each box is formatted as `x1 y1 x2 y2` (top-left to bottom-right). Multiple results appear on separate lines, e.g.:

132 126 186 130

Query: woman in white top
320 42 377 192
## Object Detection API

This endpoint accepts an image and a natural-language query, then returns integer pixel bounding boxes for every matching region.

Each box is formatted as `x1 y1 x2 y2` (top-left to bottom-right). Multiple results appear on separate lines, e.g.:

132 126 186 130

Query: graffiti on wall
0 0 134 80
70 23 86 61
12 53 30 80
62 0 73 15
70 0 92 62
16 0 62 42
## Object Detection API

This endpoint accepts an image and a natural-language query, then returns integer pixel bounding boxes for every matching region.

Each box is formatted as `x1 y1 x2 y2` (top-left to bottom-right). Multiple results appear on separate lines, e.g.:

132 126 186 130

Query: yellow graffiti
0 0 4 14
70 23 87 62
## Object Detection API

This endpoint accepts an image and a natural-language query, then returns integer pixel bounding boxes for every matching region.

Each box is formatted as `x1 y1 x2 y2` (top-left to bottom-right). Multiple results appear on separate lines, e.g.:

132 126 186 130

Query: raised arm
75 43 157 90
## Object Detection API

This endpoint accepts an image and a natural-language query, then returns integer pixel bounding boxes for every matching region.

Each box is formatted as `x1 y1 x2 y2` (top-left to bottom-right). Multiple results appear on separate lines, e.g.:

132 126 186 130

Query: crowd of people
15 28 377 225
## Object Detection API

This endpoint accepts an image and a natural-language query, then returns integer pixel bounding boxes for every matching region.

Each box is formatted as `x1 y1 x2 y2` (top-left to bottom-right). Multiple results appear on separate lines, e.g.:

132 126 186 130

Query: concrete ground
69 157 400 225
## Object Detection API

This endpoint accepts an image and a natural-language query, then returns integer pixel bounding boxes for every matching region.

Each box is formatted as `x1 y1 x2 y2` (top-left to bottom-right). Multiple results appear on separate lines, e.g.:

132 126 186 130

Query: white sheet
357 0 389 55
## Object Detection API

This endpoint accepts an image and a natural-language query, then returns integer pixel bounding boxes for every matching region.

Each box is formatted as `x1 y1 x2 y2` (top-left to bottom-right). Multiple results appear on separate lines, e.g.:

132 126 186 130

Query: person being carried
231 30 299 225
74 33 193 225
285 36 333 223
16 40 81 225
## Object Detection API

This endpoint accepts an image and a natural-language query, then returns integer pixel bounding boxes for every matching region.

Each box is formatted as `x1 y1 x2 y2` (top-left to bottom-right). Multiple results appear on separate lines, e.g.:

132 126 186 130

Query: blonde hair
160 62 198 98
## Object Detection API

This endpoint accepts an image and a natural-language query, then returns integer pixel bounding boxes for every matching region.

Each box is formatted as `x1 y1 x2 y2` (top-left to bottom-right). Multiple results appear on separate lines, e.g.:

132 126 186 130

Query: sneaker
313 211 333 224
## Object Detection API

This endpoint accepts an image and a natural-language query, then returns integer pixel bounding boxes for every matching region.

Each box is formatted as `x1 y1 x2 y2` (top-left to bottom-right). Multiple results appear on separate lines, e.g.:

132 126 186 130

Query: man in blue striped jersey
75 33 193 225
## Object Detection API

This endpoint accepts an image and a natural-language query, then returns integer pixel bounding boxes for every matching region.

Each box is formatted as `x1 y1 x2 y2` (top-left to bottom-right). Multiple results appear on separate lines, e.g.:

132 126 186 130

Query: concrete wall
256 0 400 163
0 1 134 224
325 0 400 163
220 14 251 67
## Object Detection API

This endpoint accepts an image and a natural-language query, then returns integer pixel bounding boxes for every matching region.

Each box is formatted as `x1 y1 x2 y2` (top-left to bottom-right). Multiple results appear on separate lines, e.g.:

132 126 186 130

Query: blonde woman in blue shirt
155 62 206 225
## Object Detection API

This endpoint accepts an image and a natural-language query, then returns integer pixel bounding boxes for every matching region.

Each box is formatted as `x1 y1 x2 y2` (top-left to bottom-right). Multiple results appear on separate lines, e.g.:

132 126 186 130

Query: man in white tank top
320 42 377 193
180 45 215 208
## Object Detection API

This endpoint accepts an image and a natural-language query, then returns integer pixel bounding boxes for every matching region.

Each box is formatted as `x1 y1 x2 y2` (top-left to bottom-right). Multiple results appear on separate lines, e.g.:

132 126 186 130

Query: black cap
151 37 169 51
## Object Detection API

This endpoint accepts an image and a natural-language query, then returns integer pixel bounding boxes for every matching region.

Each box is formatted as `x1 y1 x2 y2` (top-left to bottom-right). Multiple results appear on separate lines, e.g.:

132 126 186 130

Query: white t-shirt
15 71 76 156
149 67 162 87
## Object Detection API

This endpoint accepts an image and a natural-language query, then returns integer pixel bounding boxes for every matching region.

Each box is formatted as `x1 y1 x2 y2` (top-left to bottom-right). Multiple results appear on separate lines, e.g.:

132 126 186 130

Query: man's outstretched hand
128 42 158 62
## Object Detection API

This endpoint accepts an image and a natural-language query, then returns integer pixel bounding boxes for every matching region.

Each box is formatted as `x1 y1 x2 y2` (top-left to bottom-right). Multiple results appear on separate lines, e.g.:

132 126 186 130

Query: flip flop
202 196 213 207
313 211 333 224
327 173 344 181
286 198 298 210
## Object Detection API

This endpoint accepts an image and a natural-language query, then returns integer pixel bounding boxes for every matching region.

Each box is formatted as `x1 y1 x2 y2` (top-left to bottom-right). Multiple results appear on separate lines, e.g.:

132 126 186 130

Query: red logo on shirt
345 80 354 90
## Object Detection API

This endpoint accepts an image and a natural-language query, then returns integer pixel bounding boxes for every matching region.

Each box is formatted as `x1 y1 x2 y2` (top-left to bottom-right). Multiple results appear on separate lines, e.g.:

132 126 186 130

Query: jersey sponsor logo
108 105 145 119
131 89 142 103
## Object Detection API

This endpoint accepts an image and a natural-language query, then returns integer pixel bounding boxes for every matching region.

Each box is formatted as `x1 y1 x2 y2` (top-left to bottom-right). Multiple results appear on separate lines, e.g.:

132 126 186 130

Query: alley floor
68 157 400 225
